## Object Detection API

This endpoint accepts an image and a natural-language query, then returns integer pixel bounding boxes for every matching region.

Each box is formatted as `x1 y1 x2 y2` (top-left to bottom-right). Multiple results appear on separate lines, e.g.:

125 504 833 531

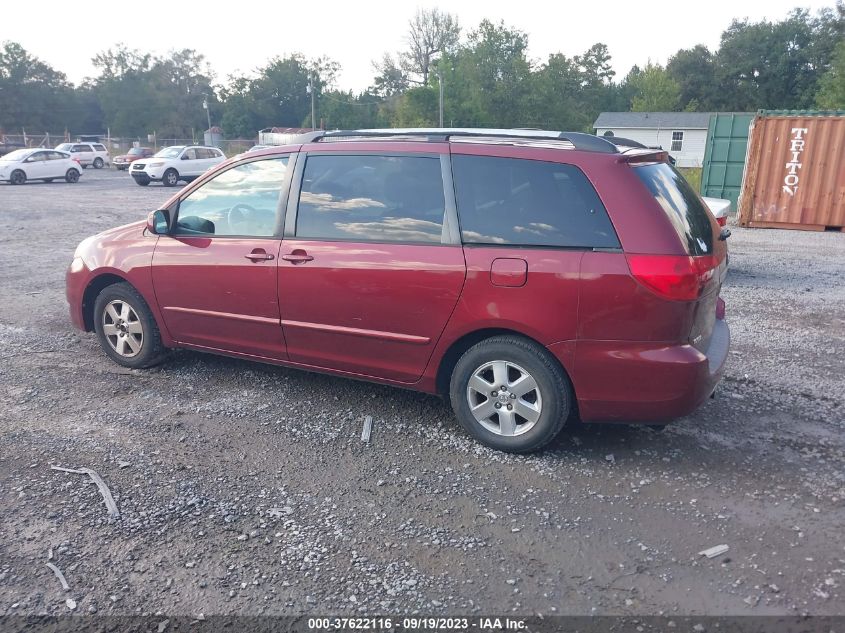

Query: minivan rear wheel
93 282 166 369
449 335 571 453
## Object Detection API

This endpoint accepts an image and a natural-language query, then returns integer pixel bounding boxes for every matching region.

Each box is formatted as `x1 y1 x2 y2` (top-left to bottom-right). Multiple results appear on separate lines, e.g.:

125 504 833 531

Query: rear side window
633 163 714 255
452 155 619 248
296 154 445 243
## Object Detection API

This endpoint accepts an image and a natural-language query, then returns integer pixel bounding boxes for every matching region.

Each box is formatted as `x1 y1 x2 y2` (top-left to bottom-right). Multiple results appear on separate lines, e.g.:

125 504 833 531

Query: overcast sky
2 0 836 90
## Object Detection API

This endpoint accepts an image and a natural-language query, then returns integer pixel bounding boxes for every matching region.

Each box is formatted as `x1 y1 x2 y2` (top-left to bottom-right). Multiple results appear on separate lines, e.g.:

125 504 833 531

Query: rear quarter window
633 163 714 255
452 155 619 249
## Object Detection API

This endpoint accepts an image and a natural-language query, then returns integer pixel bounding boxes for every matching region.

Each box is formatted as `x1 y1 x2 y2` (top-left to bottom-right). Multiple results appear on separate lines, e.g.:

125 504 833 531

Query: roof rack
294 128 619 154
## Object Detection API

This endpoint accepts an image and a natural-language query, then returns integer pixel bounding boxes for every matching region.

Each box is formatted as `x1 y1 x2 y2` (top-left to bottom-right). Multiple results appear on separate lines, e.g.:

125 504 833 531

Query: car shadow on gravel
160 348 677 461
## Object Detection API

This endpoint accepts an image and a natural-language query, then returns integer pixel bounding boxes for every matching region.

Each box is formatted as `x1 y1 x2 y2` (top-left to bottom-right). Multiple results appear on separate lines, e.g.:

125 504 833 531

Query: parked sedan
703 197 731 227
113 147 155 171
0 149 82 184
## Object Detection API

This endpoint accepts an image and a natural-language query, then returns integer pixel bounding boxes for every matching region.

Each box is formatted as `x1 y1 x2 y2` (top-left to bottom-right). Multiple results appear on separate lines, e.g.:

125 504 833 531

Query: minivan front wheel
93 282 166 369
450 336 571 453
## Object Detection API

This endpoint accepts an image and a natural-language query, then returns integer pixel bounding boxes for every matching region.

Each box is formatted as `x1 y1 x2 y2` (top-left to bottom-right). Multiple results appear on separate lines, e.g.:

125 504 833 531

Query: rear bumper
560 318 730 423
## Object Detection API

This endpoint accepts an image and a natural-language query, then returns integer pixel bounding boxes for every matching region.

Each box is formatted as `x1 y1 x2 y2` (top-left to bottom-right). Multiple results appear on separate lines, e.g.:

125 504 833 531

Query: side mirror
146 209 169 235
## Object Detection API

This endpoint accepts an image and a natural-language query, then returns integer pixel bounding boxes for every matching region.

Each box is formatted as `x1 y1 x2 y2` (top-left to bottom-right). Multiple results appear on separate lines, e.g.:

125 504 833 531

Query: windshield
55 143 72 151
0 149 32 162
128 148 146 156
155 146 184 158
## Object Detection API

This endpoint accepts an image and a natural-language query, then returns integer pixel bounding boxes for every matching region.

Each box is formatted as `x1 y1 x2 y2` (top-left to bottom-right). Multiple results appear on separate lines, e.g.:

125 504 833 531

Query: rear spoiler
616 149 669 164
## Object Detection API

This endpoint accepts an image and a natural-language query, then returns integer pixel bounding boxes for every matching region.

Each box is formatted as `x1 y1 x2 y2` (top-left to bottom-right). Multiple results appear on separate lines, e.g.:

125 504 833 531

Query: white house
593 112 712 168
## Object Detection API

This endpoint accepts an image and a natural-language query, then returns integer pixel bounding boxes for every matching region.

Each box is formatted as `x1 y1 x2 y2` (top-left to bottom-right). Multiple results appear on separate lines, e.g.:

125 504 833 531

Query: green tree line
1 3 842 139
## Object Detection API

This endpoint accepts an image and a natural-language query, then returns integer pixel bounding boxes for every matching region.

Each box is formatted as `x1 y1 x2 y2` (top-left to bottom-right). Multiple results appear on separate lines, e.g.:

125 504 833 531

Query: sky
1 0 836 90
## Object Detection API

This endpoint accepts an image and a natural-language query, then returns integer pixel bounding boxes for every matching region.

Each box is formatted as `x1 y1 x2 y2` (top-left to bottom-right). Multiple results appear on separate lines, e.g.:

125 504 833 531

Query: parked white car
0 148 82 185
130 145 226 187
702 197 731 227
55 142 110 169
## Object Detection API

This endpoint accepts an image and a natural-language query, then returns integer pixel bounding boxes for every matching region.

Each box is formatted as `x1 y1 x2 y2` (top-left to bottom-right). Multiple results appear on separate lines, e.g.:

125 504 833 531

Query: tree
667 45 717 111
0 42 77 132
714 6 843 110
89 46 217 138
445 20 533 127
816 39 845 108
403 8 460 86
530 43 619 131
370 54 409 97
627 63 681 111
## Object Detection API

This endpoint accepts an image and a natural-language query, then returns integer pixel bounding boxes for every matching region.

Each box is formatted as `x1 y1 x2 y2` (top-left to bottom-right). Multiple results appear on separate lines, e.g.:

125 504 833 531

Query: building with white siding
593 112 712 168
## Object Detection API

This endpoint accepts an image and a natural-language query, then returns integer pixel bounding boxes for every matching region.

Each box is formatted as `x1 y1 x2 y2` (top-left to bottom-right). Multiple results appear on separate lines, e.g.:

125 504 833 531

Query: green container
700 113 754 208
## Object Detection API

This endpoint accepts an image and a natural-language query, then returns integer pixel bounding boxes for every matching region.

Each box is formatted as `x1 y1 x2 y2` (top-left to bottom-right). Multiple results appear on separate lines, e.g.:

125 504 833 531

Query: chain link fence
0 132 258 160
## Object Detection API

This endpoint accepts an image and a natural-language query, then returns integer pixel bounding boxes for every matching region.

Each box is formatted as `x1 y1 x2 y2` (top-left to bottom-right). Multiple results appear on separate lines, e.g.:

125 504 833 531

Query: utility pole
436 67 444 128
308 72 317 130
203 95 212 140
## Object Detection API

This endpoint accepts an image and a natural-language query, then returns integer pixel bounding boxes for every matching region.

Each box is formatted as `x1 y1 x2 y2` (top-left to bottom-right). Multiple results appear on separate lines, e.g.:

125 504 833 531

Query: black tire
93 157 104 169
449 335 572 453
162 168 179 187
65 169 79 183
10 170 26 185
81 164 88 169
93 282 166 369
133 176 150 186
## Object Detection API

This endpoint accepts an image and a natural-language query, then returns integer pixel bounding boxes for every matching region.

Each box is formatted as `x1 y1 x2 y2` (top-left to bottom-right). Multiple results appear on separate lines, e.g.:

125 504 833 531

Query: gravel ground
0 170 843 618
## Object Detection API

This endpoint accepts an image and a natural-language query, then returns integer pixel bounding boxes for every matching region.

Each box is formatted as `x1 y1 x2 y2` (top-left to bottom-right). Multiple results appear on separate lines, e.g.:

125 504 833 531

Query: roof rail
295 128 619 154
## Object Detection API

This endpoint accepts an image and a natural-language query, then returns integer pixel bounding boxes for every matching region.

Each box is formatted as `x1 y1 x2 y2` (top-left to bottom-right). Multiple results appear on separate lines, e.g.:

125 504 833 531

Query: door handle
281 252 314 264
245 250 274 261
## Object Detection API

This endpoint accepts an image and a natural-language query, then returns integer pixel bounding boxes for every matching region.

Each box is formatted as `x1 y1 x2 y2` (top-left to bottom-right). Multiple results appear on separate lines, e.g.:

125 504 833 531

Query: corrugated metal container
738 111 845 231
701 113 754 208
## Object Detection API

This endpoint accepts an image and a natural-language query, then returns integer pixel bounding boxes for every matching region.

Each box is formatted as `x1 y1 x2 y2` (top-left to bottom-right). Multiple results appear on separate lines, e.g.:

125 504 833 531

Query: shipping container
700 113 754 209
738 111 845 231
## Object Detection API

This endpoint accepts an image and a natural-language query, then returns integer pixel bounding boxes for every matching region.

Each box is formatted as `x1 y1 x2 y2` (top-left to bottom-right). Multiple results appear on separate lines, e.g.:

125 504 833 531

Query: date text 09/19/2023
306 616 528 631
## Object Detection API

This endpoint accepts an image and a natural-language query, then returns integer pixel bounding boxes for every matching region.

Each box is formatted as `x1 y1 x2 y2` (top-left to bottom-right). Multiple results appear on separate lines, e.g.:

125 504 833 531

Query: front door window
175 157 289 237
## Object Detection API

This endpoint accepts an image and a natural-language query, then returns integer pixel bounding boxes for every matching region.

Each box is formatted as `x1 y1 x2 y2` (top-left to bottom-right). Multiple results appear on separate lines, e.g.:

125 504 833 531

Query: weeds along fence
0 132 257 158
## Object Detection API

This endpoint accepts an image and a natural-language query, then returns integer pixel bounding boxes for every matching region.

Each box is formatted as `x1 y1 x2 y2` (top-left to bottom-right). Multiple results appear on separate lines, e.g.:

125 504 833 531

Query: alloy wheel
466 360 542 436
102 300 144 357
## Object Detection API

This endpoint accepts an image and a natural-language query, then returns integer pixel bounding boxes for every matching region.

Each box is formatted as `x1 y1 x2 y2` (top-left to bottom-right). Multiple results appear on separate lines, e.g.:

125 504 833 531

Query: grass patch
679 167 702 193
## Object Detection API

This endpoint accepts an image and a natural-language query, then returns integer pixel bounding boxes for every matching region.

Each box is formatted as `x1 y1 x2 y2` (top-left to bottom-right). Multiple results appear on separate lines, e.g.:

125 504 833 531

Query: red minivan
66 129 730 452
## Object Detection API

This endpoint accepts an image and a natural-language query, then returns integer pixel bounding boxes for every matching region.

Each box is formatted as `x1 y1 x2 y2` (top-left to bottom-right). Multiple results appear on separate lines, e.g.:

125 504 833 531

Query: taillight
717 216 727 227
627 254 719 301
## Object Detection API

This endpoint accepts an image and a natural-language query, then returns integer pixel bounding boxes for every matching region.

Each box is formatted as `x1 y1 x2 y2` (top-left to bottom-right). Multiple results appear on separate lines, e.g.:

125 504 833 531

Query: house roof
594 112 713 130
